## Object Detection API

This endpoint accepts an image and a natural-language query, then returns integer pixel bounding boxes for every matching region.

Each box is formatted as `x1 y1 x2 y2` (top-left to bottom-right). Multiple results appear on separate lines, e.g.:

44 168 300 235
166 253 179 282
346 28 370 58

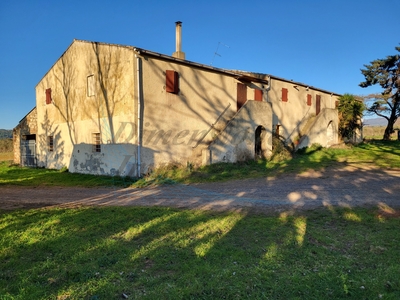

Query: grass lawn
1 140 399 188
1 206 399 299
135 140 400 186
1 140 399 299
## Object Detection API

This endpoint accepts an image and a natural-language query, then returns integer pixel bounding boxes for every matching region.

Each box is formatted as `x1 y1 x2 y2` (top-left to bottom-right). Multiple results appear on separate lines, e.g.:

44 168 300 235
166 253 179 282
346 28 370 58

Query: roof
36 39 341 96
18 106 36 124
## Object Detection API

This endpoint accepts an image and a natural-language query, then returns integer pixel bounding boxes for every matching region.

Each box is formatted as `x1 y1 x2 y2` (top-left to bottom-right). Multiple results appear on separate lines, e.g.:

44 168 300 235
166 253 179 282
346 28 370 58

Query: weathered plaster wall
207 100 273 164
268 77 339 146
139 55 240 170
296 108 338 149
35 41 136 174
32 39 339 176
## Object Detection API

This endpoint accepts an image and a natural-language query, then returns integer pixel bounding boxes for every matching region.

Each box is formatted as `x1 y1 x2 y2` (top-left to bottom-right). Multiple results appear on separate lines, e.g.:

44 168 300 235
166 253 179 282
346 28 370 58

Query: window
45 88 52 105
237 83 247 111
92 133 101 153
48 136 54 152
87 75 95 97
282 88 288 102
166 70 179 94
316 95 321 115
254 89 263 101
307 94 312 106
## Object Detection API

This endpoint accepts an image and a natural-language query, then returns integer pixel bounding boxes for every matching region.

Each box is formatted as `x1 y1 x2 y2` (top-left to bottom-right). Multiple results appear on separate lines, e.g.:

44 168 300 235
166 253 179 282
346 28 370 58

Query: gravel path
1 164 399 214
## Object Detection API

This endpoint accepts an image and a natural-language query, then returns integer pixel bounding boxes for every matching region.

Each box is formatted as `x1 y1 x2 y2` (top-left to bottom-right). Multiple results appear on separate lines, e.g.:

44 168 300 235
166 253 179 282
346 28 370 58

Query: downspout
135 53 142 177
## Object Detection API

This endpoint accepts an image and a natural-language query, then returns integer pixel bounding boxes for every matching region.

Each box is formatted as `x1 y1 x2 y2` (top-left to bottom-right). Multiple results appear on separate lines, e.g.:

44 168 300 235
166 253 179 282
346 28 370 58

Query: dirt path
1 164 399 214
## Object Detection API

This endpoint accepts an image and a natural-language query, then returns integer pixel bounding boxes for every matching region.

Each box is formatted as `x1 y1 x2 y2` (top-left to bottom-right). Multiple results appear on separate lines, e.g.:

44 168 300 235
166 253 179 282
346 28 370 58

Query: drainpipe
135 53 142 177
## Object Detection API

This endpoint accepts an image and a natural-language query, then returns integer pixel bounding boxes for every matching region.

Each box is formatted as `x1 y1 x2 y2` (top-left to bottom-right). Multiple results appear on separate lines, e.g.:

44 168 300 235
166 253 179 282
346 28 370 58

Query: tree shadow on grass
1 205 399 299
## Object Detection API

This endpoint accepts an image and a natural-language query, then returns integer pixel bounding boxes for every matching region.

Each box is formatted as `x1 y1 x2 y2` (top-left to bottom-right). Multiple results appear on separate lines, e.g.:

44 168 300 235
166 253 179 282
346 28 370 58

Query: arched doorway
255 125 266 159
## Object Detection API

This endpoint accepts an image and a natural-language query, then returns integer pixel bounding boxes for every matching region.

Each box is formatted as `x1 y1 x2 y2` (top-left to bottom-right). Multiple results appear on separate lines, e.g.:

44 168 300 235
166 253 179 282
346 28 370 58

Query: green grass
1 141 399 188
1 141 400 298
0 161 135 187
0 206 399 299
135 140 400 185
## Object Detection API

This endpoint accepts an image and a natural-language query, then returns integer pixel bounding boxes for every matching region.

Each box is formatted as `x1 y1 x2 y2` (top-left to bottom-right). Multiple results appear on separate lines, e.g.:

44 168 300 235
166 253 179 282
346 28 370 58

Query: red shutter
316 95 321 115
282 88 288 102
254 89 263 101
307 94 312 106
335 100 339 108
237 83 247 111
166 70 179 94
45 88 52 105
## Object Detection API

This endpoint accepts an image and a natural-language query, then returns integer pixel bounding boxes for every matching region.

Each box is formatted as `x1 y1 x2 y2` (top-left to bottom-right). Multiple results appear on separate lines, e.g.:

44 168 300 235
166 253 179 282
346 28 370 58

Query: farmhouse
14 22 340 176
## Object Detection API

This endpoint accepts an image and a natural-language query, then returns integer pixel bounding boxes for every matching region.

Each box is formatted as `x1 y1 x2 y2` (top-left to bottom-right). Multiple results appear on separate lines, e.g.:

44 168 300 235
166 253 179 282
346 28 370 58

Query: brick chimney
172 21 185 60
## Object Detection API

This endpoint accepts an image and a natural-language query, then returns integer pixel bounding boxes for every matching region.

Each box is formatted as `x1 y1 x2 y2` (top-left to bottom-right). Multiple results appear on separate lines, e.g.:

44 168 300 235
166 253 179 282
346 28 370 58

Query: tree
337 93 365 141
360 46 400 140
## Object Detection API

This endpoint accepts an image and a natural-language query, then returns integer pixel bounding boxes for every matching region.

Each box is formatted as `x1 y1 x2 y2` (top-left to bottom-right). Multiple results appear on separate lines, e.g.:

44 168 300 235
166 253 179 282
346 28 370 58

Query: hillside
0 129 12 139
364 117 400 126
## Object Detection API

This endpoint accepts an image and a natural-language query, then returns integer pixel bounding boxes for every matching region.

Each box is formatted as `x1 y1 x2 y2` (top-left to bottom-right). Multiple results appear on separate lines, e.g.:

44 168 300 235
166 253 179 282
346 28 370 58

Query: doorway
255 125 266 159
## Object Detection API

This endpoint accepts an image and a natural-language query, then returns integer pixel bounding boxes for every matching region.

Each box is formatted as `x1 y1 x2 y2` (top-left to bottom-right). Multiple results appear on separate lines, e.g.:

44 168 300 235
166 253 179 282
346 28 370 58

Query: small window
282 88 288 102
254 89 263 101
166 70 179 94
45 88 52 105
307 94 312 106
48 136 54 152
92 133 101 153
87 75 95 97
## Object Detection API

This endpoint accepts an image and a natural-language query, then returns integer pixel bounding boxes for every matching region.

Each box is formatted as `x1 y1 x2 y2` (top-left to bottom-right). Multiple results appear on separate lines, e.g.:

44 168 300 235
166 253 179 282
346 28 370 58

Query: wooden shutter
254 89 263 101
237 83 247 111
166 70 179 94
45 88 52 105
282 88 288 102
307 94 312 106
316 95 321 115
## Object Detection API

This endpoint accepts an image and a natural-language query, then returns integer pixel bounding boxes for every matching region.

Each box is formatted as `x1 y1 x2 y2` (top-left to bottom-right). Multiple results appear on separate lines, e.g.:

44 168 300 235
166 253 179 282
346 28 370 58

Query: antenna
211 42 230 66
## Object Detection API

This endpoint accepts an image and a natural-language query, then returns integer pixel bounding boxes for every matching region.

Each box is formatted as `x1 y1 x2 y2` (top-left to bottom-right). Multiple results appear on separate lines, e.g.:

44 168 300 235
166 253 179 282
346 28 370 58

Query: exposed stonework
13 107 37 165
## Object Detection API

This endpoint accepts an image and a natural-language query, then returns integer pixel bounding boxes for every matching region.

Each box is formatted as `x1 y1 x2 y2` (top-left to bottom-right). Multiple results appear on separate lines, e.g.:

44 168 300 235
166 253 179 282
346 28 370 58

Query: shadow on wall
294 109 338 150
207 100 273 164
38 111 65 169
69 143 155 177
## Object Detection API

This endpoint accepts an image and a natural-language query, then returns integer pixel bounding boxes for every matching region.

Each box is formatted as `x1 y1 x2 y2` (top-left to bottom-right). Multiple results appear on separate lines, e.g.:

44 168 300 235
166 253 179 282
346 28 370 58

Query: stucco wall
207 100 273 164
296 108 338 149
32 39 339 176
139 55 241 170
268 78 339 146
35 41 136 174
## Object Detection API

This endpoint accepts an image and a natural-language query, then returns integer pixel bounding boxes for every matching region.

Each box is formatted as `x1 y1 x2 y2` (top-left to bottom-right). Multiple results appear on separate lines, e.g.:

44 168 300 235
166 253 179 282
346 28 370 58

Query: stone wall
13 107 37 165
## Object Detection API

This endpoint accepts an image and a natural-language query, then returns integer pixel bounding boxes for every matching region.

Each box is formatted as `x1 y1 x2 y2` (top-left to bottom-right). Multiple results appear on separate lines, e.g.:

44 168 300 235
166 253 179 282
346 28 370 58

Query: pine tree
360 46 400 140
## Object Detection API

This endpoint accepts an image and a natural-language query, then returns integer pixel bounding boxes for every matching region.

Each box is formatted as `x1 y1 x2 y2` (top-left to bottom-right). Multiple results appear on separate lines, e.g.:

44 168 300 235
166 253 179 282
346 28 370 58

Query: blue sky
0 0 399 129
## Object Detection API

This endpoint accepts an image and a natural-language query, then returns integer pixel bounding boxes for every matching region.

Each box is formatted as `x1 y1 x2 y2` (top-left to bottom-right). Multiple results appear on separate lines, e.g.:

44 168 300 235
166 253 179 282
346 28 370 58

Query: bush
0 138 13 153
